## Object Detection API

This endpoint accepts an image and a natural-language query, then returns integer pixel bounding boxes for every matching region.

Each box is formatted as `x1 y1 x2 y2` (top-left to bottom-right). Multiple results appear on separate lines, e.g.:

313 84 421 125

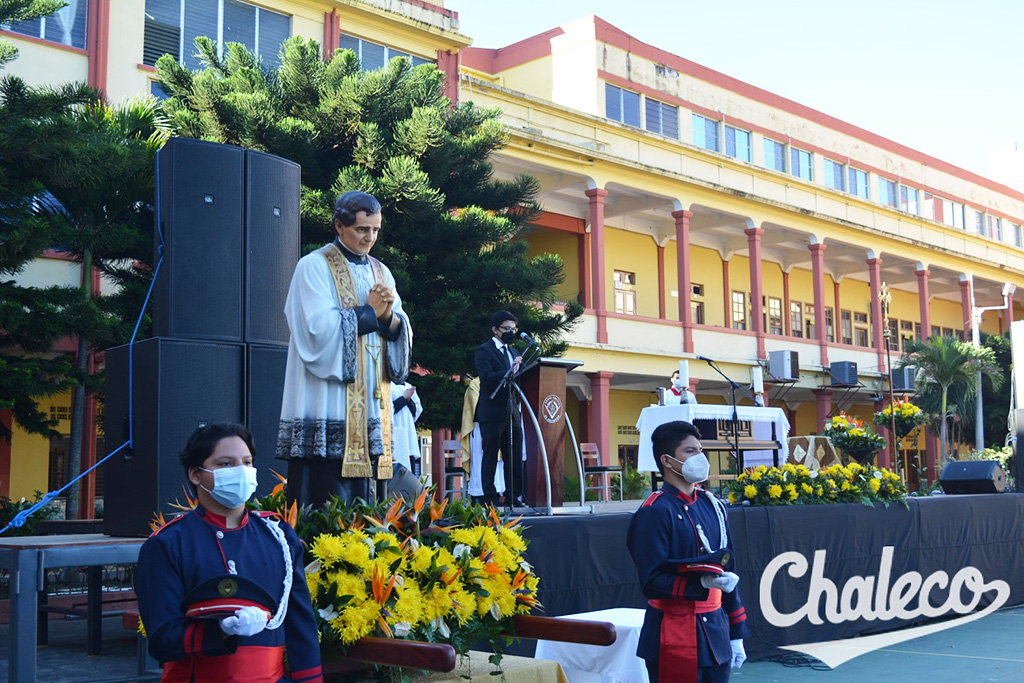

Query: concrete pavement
2 605 1023 681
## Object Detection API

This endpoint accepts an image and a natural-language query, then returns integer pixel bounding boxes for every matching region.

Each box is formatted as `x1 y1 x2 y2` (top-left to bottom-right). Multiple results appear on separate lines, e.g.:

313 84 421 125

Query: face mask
671 377 683 389
500 330 516 344
665 453 710 484
200 465 258 509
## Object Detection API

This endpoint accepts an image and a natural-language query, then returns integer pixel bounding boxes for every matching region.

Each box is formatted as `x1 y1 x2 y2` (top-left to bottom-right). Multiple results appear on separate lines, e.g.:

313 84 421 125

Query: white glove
700 571 739 593
220 606 269 637
730 639 746 669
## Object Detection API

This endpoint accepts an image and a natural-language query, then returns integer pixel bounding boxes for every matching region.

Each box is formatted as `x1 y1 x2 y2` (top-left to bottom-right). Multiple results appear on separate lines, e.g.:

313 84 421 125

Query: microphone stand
697 357 758 478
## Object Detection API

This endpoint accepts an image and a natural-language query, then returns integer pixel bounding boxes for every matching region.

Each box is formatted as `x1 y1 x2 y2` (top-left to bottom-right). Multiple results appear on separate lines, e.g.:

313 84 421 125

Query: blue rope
0 150 166 536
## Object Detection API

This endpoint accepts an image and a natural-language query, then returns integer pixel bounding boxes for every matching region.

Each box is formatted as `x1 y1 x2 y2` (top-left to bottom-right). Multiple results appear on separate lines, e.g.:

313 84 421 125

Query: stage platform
519 492 1024 662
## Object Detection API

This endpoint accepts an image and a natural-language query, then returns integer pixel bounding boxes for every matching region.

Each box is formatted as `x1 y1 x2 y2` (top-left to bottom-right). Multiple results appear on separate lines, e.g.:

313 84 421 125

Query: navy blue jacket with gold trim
135 506 322 683
626 484 750 668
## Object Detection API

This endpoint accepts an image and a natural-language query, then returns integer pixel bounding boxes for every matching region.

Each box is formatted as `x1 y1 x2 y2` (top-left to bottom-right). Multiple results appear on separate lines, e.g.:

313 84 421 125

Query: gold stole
319 244 393 480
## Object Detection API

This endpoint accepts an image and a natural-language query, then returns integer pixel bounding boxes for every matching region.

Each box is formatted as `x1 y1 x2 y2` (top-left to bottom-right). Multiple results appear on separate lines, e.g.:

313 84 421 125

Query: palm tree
899 336 1002 472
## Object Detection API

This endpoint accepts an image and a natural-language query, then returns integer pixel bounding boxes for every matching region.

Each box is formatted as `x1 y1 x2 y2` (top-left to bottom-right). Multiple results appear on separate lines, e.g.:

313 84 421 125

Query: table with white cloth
534 608 648 683
635 404 790 472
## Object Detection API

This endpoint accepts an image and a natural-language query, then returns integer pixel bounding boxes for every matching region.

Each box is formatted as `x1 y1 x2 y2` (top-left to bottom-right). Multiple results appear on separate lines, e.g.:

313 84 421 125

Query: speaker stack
104 138 300 537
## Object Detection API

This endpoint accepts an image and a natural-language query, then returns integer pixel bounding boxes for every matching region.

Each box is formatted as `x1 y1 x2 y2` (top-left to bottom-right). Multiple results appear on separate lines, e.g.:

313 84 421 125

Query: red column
673 210 694 352
783 271 791 336
86 0 110 95
874 398 891 470
586 189 609 344
746 227 766 358
810 243 828 366
323 10 340 60
813 389 832 432
436 49 461 104
867 257 885 370
588 371 614 471
657 245 667 320
959 278 972 341
925 432 939 483
1004 294 1014 332
688 378 700 398
916 268 931 342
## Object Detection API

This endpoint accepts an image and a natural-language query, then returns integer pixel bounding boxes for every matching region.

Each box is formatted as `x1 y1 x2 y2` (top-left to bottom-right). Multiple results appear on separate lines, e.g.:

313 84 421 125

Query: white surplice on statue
276 243 412 503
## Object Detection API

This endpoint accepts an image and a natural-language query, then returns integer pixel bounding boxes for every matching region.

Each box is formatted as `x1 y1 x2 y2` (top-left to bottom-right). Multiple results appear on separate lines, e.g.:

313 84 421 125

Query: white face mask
199 465 258 509
665 453 710 484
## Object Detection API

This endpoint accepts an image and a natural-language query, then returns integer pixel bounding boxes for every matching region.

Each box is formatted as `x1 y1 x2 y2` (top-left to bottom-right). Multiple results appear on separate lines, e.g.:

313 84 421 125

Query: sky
444 0 1024 186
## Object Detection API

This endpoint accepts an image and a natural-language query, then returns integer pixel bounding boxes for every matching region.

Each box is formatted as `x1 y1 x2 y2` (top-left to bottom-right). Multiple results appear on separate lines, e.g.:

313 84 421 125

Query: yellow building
457 15 1024 484
3 2 1020 500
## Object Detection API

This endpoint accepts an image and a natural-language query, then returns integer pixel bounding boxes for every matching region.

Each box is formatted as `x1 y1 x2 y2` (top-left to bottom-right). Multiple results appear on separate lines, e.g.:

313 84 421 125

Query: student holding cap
135 423 322 683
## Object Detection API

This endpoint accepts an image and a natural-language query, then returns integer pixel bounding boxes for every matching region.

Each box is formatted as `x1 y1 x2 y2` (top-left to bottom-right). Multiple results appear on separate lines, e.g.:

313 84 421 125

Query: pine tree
27 98 168 517
156 37 581 429
0 1 67 67
0 72 95 441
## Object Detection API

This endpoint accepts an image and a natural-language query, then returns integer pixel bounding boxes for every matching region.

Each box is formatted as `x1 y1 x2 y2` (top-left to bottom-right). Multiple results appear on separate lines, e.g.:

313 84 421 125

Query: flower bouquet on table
724 461 907 507
873 398 930 441
822 412 887 463
251 483 541 664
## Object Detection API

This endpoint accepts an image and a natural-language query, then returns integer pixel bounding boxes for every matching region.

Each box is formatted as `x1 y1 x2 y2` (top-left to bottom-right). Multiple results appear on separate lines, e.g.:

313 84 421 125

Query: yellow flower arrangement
874 398 930 440
289 491 541 657
724 462 907 507
823 412 887 462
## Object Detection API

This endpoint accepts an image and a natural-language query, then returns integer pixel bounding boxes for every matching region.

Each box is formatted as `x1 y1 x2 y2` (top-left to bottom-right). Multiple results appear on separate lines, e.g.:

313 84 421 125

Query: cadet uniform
135 506 322 683
627 484 750 683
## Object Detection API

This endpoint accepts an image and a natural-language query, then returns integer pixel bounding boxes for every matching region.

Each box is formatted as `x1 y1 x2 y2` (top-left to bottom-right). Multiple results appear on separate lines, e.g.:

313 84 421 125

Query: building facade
3 2 1020 503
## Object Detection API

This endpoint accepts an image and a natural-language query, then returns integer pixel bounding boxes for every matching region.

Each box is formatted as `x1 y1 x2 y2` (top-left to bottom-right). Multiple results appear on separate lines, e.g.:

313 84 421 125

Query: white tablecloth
636 404 790 472
534 608 648 683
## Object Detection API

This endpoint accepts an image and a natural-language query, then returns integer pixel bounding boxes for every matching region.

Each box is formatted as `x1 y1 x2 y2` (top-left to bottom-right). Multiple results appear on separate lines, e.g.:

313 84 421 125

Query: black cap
182 575 276 620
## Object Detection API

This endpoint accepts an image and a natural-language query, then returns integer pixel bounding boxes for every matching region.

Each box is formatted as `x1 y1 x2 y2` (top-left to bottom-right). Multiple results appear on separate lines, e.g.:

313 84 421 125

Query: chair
581 442 623 502
441 440 466 501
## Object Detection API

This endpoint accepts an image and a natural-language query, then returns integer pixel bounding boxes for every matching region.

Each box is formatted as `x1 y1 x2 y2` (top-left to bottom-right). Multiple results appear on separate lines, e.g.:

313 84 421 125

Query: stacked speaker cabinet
104 138 300 537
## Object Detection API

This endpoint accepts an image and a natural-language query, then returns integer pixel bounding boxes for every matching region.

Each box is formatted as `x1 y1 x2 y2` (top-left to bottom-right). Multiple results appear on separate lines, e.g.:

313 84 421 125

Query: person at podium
473 310 528 507
275 190 412 508
627 420 749 683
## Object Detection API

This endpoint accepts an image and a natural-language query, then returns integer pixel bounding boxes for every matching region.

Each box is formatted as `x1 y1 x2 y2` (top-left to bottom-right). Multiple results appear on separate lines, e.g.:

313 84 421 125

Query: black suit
474 338 526 504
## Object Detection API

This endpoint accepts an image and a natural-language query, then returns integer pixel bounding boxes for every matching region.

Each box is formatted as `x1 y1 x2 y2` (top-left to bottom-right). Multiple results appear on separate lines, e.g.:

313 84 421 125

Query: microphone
519 331 538 347
696 355 712 362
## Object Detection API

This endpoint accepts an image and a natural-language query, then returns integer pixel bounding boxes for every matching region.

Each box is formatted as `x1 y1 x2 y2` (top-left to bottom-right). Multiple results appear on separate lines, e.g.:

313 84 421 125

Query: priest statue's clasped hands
276 191 412 508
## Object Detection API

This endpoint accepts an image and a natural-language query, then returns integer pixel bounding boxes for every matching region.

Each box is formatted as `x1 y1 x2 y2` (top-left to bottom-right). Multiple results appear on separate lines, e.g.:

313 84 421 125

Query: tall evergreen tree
0 67 95 441
28 99 168 517
156 37 581 429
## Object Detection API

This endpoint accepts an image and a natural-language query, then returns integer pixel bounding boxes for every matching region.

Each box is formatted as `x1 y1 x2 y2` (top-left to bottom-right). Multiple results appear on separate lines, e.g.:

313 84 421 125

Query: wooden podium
519 358 583 508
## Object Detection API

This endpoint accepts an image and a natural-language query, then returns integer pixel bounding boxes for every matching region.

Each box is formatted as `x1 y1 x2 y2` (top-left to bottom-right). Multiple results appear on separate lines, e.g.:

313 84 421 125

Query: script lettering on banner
758 545 1010 668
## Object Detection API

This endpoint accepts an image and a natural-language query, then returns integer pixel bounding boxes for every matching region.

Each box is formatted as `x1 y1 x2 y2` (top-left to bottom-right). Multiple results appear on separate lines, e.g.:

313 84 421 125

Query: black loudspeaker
939 460 1007 495
245 150 300 345
247 344 288 498
103 338 245 537
153 138 245 342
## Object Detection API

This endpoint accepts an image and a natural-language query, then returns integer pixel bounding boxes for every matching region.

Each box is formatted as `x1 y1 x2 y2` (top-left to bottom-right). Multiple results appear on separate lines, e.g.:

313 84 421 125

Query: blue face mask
199 465 258 509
